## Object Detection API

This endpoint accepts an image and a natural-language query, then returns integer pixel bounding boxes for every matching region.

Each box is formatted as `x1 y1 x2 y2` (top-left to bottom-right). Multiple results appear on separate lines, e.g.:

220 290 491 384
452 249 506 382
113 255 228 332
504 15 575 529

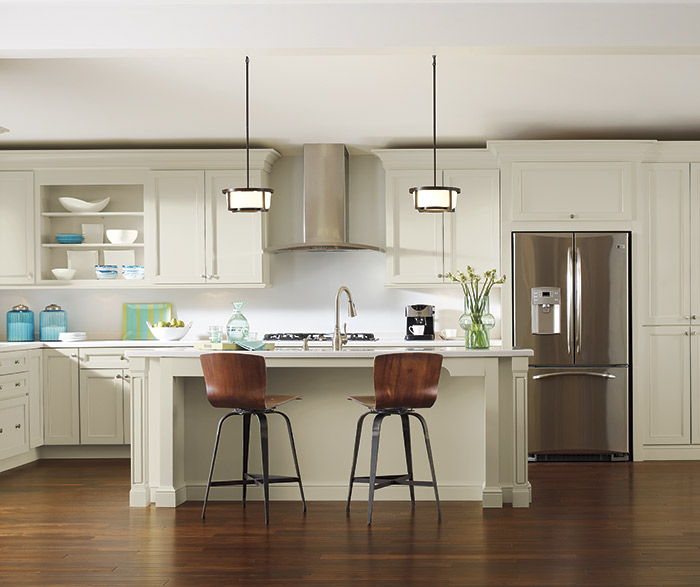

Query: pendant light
223 56 273 213
409 55 460 213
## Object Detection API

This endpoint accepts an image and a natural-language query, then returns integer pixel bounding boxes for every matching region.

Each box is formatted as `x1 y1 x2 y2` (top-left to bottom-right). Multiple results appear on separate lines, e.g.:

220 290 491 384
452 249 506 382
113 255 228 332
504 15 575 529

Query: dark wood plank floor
1 459 700 585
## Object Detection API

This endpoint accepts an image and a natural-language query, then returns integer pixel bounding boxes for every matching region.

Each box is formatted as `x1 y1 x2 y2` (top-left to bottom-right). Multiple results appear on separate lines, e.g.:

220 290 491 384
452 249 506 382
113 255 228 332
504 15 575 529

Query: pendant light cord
432 54 437 187
245 55 250 189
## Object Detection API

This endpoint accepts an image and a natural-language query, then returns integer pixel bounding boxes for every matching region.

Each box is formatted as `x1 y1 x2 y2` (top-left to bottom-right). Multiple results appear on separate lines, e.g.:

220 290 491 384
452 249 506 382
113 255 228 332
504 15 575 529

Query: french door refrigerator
512 232 630 461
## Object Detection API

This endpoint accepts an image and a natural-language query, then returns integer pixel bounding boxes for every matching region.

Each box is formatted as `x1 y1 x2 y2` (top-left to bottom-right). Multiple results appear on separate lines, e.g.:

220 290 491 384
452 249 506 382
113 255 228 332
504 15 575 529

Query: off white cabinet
149 170 269 286
509 161 633 222
43 348 80 445
0 172 34 284
638 163 700 452
0 351 33 460
78 348 130 445
383 167 500 286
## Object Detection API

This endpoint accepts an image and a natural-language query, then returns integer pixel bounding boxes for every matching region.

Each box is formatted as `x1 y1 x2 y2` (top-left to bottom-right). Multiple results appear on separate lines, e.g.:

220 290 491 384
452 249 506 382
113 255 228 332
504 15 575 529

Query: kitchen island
126 346 533 509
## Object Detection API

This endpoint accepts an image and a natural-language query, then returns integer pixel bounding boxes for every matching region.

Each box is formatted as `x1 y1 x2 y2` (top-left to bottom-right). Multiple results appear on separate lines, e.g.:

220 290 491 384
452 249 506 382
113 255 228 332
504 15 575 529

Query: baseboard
38 445 131 459
0 449 40 473
641 445 700 460
185 482 484 502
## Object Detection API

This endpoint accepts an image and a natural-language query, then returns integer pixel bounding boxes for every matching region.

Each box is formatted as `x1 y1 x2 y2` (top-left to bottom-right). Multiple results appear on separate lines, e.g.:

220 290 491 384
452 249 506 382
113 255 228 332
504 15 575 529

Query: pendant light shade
409 55 460 213
224 56 273 213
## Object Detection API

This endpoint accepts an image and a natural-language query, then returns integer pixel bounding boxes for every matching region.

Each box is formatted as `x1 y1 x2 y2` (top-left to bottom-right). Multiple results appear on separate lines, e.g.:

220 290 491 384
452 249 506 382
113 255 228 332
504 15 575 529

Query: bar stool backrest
200 352 267 410
373 352 442 410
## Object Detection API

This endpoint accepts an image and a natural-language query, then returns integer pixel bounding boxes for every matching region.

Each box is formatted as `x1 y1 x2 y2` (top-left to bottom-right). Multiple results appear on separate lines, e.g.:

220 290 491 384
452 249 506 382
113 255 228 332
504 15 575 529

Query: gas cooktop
263 332 376 342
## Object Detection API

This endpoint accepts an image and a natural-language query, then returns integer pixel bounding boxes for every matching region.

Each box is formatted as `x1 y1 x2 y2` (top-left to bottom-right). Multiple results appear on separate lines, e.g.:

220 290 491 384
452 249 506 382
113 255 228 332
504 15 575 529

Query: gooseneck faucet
333 286 357 350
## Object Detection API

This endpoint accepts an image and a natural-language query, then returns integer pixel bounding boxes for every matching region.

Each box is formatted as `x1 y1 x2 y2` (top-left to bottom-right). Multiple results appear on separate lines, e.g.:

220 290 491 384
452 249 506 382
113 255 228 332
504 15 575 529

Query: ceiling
3 0 700 155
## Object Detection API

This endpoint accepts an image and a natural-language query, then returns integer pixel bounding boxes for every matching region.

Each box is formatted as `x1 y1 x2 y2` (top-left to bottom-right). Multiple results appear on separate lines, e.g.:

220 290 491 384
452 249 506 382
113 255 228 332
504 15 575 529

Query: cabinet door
443 169 500 275
205 170 269 285
79 369 124 445
640 163 691 326
149 171 206 283
385 170 445 285
43 349 79 445
641 326 690 445
0 396 29 460
27 350 43 449
0 171 34 284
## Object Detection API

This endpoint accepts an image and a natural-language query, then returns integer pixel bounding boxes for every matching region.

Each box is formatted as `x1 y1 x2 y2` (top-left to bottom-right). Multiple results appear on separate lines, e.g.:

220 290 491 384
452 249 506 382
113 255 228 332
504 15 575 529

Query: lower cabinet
0 396 29 460
44 347 130 446
640 326 700 447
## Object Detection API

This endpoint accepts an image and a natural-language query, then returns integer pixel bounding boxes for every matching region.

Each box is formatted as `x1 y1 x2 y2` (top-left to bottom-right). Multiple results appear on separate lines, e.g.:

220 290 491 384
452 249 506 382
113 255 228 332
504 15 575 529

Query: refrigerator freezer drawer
528 367 629 455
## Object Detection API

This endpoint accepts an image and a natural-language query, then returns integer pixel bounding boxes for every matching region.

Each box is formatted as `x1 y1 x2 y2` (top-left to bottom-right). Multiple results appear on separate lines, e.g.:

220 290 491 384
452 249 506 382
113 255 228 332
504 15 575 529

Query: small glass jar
6 304 35 342
226 301 250 342
40 304 68 341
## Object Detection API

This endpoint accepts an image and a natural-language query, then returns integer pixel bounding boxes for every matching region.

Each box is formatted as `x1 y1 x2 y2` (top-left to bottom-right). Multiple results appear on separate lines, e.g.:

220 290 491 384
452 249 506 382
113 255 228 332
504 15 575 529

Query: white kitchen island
126 346 533 509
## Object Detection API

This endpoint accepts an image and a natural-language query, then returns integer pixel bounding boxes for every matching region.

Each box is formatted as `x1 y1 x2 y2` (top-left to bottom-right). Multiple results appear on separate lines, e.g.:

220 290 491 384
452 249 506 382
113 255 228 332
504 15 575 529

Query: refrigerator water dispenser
531 287 561 335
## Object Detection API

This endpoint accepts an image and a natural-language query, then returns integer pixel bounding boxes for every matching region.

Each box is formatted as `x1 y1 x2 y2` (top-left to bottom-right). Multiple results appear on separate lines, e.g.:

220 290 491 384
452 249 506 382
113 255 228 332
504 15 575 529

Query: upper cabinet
0 172 34 284
35 169 147 285
375 150 500 287
148 168 270 286
0 149 279 288
509 162 633 222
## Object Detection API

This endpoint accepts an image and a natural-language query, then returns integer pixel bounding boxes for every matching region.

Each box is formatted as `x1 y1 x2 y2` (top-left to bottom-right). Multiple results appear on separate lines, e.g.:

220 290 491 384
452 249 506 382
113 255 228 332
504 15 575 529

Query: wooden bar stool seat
346 352 443 525
200 352 306 524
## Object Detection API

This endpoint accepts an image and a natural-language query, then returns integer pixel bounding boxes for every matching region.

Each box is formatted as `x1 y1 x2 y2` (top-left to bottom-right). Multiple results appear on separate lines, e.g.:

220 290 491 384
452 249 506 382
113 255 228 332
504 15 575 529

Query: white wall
1 154 500 341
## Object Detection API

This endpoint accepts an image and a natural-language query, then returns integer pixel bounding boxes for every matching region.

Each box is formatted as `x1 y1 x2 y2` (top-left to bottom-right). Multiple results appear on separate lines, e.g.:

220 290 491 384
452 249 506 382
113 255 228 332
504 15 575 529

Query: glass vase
458 295 495 349
226 301 250 342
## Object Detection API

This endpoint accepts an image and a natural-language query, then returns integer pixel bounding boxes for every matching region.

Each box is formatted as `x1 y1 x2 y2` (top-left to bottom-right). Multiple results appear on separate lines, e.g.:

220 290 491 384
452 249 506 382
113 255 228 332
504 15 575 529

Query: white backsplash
0 252 502 341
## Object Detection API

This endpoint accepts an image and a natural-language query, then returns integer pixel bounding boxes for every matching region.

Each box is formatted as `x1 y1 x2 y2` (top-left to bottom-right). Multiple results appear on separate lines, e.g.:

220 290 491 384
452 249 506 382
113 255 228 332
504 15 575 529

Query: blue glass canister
6 304 35 342
40 304 68 341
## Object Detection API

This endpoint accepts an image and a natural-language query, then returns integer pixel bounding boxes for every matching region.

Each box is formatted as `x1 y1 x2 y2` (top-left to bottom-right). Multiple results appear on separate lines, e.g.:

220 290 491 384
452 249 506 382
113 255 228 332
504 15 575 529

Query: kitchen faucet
333 286 357 350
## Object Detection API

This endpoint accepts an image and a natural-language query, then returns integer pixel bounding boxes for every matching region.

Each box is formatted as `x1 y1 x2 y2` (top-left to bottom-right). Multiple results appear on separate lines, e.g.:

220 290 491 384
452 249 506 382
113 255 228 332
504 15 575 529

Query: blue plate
56 233 84 244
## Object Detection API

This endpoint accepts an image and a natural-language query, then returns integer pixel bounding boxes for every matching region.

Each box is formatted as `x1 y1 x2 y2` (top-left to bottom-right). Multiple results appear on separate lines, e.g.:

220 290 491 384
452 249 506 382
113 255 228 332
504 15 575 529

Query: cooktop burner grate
263 332 376 342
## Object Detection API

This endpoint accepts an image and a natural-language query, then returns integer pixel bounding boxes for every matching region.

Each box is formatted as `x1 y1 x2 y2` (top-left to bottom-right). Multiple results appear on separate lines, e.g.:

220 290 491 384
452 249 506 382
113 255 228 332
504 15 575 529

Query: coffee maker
405 304 435 341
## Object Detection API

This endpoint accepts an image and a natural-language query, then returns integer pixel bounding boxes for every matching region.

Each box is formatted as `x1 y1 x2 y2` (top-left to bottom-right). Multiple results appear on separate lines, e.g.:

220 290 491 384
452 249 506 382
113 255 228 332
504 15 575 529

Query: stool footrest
211 474 301 489
352 474 436 490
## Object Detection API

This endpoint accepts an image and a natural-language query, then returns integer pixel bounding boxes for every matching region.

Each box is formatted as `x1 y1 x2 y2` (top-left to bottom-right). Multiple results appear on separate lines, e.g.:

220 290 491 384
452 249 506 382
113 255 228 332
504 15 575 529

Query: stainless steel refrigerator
512 232 630 461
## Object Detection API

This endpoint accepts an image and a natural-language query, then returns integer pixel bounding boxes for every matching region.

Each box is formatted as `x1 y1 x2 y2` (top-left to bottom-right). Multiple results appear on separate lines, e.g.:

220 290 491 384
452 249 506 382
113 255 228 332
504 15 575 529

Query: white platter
59 197 110 213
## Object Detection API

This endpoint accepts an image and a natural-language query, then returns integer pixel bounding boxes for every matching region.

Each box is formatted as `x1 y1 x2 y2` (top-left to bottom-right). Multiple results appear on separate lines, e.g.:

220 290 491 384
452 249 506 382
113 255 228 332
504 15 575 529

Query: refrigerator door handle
575 246 582 356
532 371 617 380
567 246 574 355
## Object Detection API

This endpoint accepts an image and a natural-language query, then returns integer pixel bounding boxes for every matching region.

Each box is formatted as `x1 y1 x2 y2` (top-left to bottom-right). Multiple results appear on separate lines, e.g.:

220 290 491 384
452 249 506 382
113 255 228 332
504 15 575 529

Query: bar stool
346 352 443 525
200 352 306 524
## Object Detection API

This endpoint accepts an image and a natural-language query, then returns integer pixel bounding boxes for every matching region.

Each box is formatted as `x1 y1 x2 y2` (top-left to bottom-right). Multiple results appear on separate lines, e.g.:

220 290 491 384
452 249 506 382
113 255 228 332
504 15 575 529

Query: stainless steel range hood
266 144 383 252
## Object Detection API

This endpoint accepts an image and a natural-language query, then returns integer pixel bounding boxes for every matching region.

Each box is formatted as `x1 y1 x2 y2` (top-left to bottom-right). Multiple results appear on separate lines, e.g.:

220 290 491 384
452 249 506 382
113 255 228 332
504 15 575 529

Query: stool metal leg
257 413 271 525
346 411 372 513
275 410 307 513
410 412 441 521
241 413 251 508
400 413 416 509
202 412 235 520
367 413 388 525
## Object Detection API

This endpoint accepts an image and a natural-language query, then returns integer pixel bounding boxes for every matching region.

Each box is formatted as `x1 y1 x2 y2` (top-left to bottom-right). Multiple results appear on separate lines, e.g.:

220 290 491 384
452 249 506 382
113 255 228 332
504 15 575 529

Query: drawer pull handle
15 424 20 429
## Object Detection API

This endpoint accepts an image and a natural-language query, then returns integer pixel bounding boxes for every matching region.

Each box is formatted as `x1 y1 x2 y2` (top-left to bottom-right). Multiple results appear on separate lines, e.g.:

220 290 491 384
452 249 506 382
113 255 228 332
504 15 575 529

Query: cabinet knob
116 374 123 379
71 353 78 358
15 382 20 387
14 359 20 364
0 428 3 434
437 273 443 278
210 274 219 279
200 273 210 279
570 213 575 219
123 374 131 380
15 424 20 429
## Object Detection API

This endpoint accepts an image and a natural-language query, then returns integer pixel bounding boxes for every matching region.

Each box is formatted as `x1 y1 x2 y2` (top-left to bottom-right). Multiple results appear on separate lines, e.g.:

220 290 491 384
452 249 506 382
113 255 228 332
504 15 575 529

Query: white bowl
146 321 192 341
51 268 76 280
105 229 138 244
58 197 110 213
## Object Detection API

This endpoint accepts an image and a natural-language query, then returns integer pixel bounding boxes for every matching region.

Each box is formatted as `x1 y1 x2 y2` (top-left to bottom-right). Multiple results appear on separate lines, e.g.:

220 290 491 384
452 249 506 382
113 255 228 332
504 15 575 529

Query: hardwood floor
1 459 700 585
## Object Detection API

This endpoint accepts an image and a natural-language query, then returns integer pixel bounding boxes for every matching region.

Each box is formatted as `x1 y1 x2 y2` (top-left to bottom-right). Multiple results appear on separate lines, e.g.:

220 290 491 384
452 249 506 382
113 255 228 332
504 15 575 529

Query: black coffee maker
405 304 435 341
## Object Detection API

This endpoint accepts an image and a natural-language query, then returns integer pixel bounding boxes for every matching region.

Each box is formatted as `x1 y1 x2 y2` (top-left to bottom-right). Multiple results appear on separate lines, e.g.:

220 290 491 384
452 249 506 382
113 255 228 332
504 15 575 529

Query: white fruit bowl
146 321 192 341
58 196 110 213
105 229 138 244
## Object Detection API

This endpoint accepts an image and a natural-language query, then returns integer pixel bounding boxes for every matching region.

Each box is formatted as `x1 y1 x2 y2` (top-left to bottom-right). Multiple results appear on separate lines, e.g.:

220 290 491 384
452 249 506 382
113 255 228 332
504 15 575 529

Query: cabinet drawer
0 353 28 376
0 372 28 400
79 348 130 369
0 396 29 460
